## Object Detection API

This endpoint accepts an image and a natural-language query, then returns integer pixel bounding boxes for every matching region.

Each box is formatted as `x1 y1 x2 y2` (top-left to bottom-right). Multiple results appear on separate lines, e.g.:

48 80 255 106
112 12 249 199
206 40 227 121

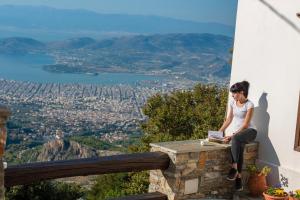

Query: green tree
87 83 228 200
86 173 127 200
129 83 228 152
6 181 85 200
86 171 150 200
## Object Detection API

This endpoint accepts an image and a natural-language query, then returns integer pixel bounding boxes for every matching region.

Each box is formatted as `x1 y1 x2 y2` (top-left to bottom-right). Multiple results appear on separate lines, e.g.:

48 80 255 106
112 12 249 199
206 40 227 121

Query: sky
0 0 238 26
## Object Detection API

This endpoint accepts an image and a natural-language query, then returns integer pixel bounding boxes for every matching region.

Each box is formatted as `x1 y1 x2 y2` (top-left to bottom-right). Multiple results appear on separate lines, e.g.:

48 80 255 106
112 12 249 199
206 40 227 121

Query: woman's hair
230 80 250 98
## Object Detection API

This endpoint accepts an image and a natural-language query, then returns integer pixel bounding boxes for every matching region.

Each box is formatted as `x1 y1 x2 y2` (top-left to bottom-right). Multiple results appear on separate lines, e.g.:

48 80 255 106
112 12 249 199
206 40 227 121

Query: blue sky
0 0 238 26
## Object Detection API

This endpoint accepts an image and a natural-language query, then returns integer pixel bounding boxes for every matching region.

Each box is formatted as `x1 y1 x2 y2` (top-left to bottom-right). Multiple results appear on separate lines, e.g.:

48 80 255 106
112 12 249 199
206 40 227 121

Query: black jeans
230 128 257 173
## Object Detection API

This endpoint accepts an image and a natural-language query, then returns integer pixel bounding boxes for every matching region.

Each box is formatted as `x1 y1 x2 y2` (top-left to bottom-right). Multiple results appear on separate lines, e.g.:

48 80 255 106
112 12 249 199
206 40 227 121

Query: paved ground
194 190 264 200
233 190 264 200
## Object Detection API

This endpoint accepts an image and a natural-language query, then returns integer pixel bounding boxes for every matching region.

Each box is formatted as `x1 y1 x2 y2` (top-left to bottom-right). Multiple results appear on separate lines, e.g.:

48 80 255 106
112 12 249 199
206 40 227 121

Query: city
0 78 195 144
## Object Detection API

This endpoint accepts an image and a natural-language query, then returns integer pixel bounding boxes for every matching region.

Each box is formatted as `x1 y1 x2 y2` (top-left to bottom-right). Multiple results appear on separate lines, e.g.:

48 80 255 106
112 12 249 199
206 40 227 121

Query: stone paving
189 190 264 200
234 190 264 200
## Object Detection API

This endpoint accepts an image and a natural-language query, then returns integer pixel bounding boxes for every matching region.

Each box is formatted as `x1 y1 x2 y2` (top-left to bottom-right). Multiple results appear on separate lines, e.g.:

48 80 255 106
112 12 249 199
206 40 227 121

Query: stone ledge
150 139 258 154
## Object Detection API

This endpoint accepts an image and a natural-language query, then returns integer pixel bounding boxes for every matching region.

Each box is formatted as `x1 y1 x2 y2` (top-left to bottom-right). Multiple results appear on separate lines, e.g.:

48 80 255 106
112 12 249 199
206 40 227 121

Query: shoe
226 168 238 181
235 177 243 191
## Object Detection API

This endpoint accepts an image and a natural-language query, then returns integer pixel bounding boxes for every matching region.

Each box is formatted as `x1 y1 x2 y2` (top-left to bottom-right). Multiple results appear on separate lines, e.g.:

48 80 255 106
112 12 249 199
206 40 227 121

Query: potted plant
247 164 271 197
263 187 289 200
289 189 300 200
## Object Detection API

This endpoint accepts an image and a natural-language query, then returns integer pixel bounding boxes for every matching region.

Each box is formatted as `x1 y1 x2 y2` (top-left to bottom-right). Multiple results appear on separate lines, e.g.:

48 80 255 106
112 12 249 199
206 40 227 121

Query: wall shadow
253 92 281 185
259 0 300 35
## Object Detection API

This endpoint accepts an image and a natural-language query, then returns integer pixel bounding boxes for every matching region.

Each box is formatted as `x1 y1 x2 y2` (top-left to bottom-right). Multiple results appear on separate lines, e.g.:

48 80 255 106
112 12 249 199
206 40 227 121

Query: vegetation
69 133 141 153
69 136 113 150
6 181 85 200
129 83 228 152
86 171 149 200
265 187 288 197
87 83 228 200
86 173 127 200
246 164 272 176
289 189 300 199
5 141 43 164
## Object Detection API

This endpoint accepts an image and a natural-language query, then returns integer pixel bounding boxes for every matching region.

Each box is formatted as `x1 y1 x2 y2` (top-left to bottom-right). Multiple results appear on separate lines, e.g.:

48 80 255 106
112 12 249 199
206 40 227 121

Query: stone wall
149 139 258 200
0 105 11 200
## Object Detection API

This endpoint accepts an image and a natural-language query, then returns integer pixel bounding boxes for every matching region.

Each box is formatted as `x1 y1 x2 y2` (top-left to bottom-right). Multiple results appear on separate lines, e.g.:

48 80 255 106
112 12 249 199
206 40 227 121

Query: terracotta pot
248 173 267 197
289 197 300 200
263 192 288 200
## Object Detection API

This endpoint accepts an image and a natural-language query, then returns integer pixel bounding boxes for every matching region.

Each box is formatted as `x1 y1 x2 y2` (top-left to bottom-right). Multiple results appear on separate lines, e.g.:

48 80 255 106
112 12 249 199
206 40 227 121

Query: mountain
0 37 45 54
0 33 233 80
0 5 234 41
88 33 232 55
60 33 233 80
48 37 96 49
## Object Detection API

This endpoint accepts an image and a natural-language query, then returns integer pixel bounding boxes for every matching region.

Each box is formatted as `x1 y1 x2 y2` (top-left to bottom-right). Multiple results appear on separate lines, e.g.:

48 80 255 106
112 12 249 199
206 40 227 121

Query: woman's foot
226 168 238 181
235 177 243 191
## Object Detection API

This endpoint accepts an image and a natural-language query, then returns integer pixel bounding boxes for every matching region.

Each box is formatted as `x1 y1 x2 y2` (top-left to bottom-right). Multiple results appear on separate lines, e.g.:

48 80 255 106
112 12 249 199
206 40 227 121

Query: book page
208 130 224 139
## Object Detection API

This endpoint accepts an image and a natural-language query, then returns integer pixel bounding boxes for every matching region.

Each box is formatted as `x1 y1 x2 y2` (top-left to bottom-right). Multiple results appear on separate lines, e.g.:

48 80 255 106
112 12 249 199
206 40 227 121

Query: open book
207 130 224 143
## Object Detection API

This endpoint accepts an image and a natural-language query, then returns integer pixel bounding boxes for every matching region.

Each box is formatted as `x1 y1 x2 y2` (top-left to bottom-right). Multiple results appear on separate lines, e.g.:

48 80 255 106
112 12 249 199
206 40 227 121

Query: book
207 130 224 143
208 130 224 139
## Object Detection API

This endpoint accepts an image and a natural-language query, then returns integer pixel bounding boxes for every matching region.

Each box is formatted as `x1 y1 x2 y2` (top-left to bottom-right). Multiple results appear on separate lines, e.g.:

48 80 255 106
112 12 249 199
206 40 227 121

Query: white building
226 0 300 190
55 129 64 140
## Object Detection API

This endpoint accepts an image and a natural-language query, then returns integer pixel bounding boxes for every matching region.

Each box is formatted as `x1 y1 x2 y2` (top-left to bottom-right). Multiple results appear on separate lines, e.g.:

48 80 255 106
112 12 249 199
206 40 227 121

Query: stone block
189 152 199 160
176 153 190 164
182 162 197 176
246 144 258 153
167 152 176 163
163 170 181 178
207 151 218 159
184 178 198 194
204 172 221 180
243 151 258 160
198 152 206 169
165 177 181 191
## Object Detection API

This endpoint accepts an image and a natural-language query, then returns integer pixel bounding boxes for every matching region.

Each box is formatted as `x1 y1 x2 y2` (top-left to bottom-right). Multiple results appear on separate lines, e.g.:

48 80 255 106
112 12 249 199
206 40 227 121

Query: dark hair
230 80 250 98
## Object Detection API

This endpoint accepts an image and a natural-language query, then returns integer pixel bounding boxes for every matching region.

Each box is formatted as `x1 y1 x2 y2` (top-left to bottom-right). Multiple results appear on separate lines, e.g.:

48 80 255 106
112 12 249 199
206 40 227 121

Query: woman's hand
223 135 232 143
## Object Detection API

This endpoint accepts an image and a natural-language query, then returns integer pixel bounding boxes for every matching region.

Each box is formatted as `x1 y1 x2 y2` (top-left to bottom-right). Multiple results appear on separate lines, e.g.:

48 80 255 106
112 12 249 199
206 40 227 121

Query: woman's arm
232 107 254 134
218 106 233 132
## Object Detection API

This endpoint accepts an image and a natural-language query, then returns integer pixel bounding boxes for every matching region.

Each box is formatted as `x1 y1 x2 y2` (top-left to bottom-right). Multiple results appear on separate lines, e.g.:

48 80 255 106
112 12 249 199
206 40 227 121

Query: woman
218 80 257 191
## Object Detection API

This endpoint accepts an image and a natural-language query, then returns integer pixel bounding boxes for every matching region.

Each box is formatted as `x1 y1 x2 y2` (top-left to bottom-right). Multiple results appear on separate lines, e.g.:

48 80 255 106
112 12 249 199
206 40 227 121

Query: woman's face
231 91 244 101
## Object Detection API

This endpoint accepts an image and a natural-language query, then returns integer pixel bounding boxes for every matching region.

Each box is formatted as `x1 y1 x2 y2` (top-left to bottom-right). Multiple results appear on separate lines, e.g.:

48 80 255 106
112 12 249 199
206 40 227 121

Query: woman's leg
231 128 257 175
227 138 242 180
237 143 245 176
231 128 257 174
229 128 257 190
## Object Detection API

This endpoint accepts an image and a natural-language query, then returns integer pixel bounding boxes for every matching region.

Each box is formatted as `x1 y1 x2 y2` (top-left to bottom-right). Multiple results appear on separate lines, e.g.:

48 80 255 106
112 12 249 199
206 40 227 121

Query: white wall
227 0 300 190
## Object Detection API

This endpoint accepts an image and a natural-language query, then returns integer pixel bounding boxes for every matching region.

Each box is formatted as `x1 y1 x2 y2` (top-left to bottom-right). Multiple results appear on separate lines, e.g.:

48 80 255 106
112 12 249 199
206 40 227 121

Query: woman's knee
231 134 239 142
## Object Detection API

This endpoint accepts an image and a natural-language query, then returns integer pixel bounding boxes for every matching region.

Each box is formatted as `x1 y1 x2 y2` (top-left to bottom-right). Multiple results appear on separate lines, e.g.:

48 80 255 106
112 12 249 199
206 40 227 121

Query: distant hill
48 37 96 49
19 139 123 162
0 33 233 81
72 33 233 80
0 37 45 54
87 33 232 56
37 139 100 161
0 5 234 41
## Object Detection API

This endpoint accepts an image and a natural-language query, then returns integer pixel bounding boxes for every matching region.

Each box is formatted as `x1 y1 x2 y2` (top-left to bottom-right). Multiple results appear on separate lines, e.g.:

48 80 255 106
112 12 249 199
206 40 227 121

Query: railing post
0 105 11 200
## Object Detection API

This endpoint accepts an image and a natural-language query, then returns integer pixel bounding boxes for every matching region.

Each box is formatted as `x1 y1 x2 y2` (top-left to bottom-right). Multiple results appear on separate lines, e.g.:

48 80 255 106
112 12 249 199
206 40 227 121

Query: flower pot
248 173 267 197
263 192 288 200
289 197 300 200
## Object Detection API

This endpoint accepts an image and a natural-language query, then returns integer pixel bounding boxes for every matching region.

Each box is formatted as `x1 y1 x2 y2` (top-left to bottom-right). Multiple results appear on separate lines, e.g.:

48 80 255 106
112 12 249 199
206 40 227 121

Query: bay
0 54 166 85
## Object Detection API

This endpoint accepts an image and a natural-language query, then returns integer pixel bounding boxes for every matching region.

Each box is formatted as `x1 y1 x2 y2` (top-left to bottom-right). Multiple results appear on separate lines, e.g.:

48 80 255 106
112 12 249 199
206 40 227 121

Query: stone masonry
0 105 11 200
149 139 258 200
